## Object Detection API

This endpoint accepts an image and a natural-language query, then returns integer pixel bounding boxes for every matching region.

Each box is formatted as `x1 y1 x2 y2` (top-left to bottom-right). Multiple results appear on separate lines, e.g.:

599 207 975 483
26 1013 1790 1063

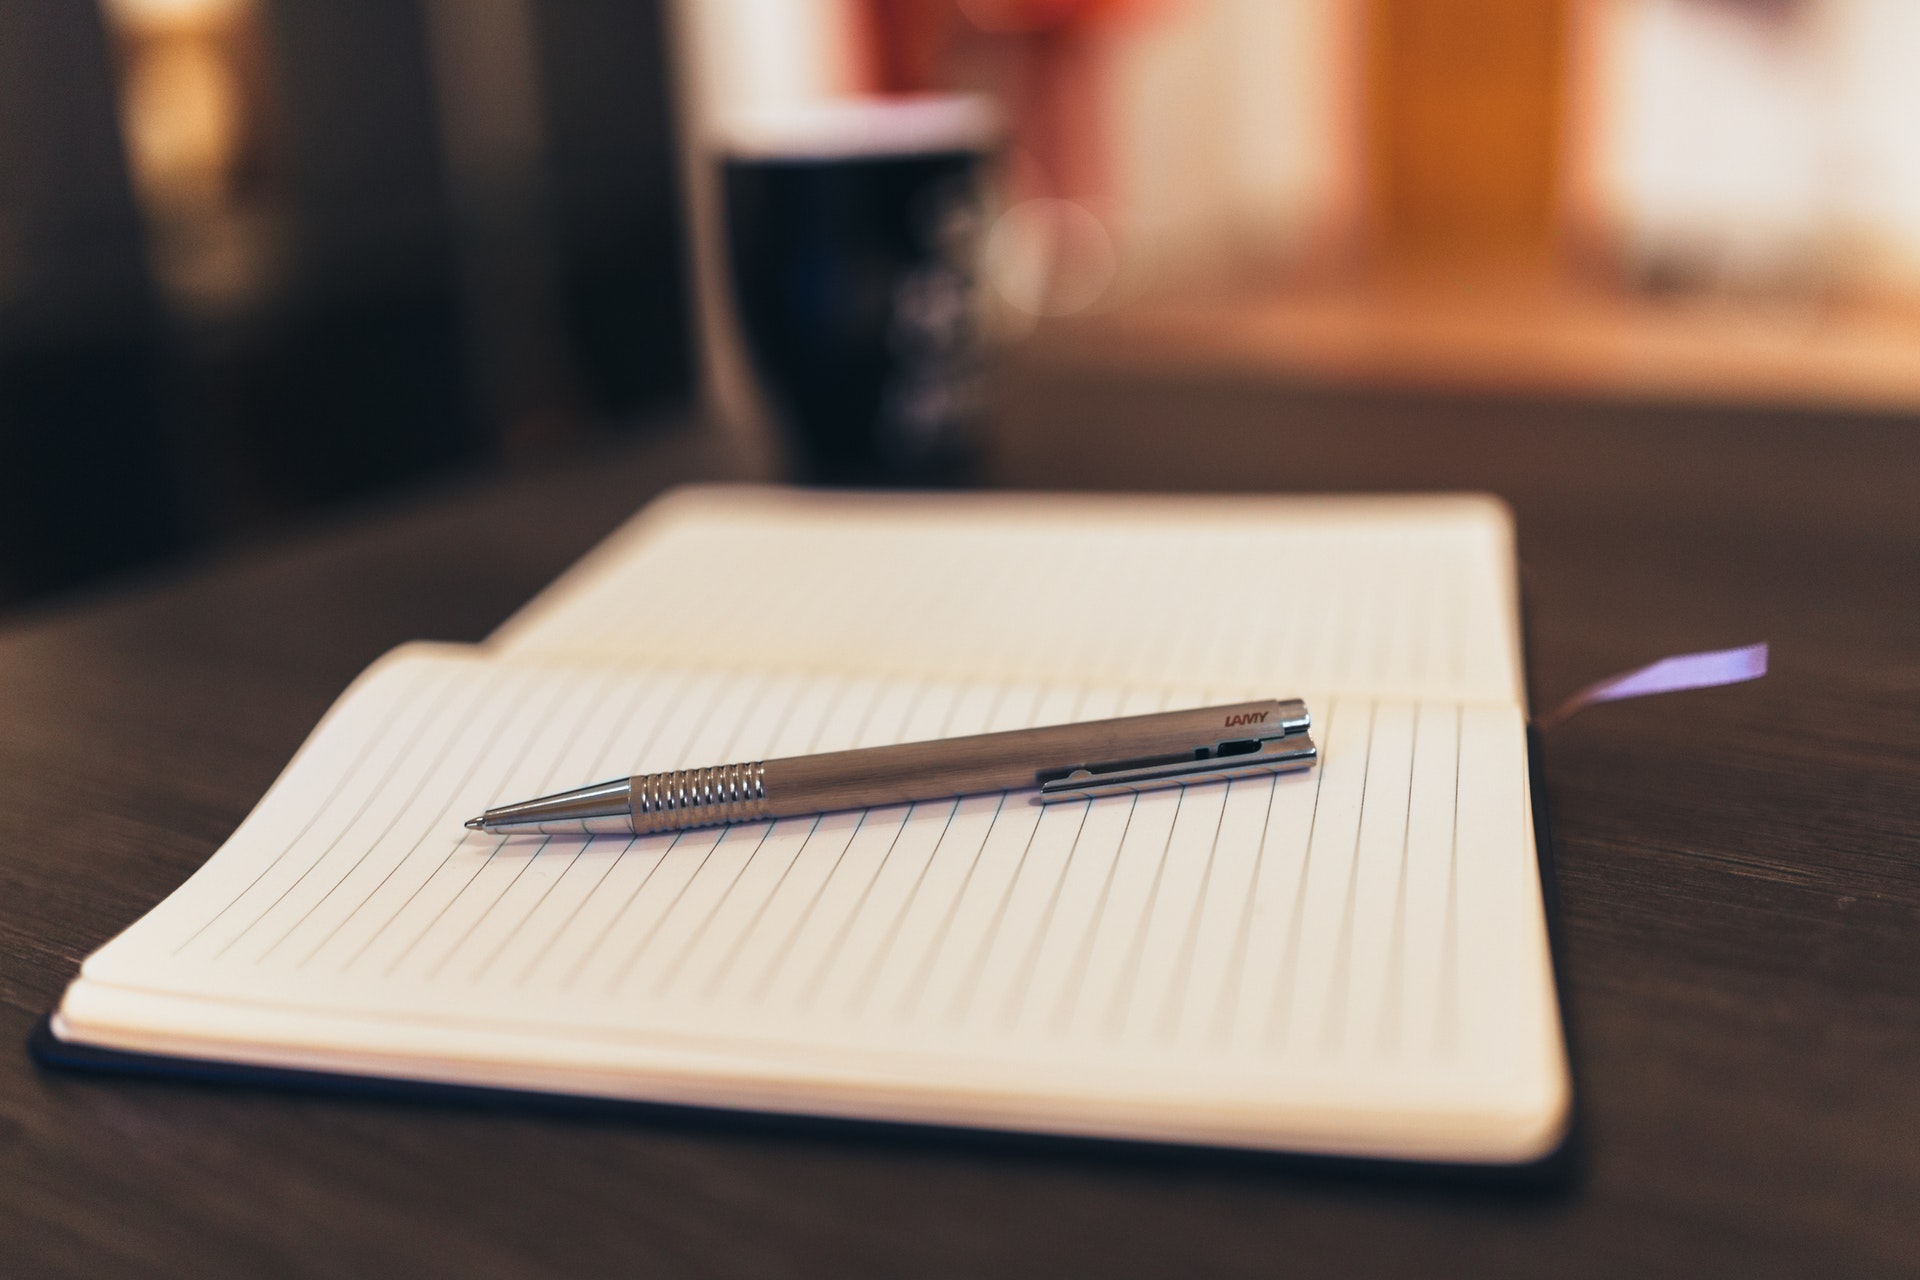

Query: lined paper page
68 649 1565 1156
490 488 1527 709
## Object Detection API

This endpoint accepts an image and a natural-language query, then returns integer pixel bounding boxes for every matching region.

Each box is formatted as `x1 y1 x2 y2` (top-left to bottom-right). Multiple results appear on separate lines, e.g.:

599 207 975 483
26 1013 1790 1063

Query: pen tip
464 817 485 831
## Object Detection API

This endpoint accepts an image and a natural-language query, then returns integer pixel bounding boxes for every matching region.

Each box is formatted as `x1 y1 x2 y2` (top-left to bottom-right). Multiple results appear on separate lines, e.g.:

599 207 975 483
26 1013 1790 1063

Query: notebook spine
630 762 769 833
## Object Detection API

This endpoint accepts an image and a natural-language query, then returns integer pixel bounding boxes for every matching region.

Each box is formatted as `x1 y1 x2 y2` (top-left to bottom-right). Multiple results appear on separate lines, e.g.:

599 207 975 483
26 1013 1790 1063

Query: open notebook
42 487 1569 1164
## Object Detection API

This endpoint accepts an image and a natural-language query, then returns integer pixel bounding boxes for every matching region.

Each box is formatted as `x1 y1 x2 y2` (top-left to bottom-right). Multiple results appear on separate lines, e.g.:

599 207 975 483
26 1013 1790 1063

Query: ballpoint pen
465 698 1315 837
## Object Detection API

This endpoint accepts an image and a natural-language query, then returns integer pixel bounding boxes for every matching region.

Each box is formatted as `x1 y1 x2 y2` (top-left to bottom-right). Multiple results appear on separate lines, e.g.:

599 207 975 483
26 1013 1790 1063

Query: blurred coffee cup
719 95 996 485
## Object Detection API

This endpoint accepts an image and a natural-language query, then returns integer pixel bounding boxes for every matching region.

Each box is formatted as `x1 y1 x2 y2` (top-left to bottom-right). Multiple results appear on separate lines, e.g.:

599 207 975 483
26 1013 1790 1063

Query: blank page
60 648 1567 1161
492 488 1527 709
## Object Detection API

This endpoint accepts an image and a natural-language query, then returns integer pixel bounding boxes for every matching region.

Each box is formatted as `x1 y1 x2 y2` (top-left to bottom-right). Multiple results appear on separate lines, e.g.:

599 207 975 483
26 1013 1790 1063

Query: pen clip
1035 733 1317 804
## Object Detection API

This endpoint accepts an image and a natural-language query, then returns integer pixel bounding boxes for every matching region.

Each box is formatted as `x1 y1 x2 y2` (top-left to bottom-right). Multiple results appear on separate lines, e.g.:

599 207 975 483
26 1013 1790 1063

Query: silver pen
465 698 1315 837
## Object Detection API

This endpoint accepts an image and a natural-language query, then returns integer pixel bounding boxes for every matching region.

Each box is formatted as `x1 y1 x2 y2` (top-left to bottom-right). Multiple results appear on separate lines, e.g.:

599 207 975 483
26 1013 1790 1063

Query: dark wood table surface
3 357 1916 1277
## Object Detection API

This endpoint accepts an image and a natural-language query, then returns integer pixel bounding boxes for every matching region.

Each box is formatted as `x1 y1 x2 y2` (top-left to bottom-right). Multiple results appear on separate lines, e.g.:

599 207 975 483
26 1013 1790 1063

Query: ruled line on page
1152 767 1233 1044
1437 706 1464 1058
890 691 1081 1021
473 670 697 985
290 676 560 972
638 670 844 1003
1318 699 1378 1054
1096 784 1188 1039
681 678 903 1006
417 666 639 981
1258 696 1338 1050
348 666 595 977
1042 770 1146 1033
304 666 626 972
587 677 788 987
490 674 810 991
570 672 779 993
471 673 809 987
687 675 902 1005
926 687 1089 1024
544 675 849 994
370 668 728 982
732 679 925 1006
219 664 516 965
385 671 687 982
1203 750 1286 1047
170 661 455 958
590 679 828 997
843 685 1031 1019
974 691 1131 1033
787 684 972 1011
1375 704 1420 1058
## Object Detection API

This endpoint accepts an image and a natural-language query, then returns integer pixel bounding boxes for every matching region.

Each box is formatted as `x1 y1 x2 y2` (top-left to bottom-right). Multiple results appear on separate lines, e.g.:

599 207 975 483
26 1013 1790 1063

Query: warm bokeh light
985 196 1118 318
120 33 243 211
104 0 248 31
102 0 271 312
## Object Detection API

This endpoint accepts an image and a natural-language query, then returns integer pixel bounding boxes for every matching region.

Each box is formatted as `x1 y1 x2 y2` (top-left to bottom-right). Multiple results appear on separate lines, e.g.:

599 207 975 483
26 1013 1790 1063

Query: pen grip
622 748 1019 836
628 763 770 833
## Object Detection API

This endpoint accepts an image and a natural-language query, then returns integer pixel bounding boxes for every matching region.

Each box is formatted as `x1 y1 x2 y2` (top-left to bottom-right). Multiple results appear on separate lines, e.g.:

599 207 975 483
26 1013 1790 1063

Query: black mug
721 98 994 485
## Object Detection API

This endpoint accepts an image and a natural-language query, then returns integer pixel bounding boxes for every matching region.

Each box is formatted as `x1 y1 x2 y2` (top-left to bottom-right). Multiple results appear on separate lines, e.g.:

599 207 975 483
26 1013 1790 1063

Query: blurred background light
2 0 1919 608
986 197 1118 318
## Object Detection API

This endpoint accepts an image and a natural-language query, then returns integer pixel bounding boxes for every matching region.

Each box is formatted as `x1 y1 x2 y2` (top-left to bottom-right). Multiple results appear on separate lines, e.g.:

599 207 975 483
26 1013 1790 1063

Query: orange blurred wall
1364 0 1569 271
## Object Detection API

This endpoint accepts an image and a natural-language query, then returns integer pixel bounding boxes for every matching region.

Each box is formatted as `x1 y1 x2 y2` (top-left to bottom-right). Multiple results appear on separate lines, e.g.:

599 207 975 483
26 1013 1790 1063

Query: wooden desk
3 371 1916 1277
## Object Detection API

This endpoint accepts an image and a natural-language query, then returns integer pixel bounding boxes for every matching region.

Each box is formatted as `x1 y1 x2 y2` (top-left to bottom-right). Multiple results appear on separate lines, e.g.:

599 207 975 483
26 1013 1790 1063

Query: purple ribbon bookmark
1536 642 1769 730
